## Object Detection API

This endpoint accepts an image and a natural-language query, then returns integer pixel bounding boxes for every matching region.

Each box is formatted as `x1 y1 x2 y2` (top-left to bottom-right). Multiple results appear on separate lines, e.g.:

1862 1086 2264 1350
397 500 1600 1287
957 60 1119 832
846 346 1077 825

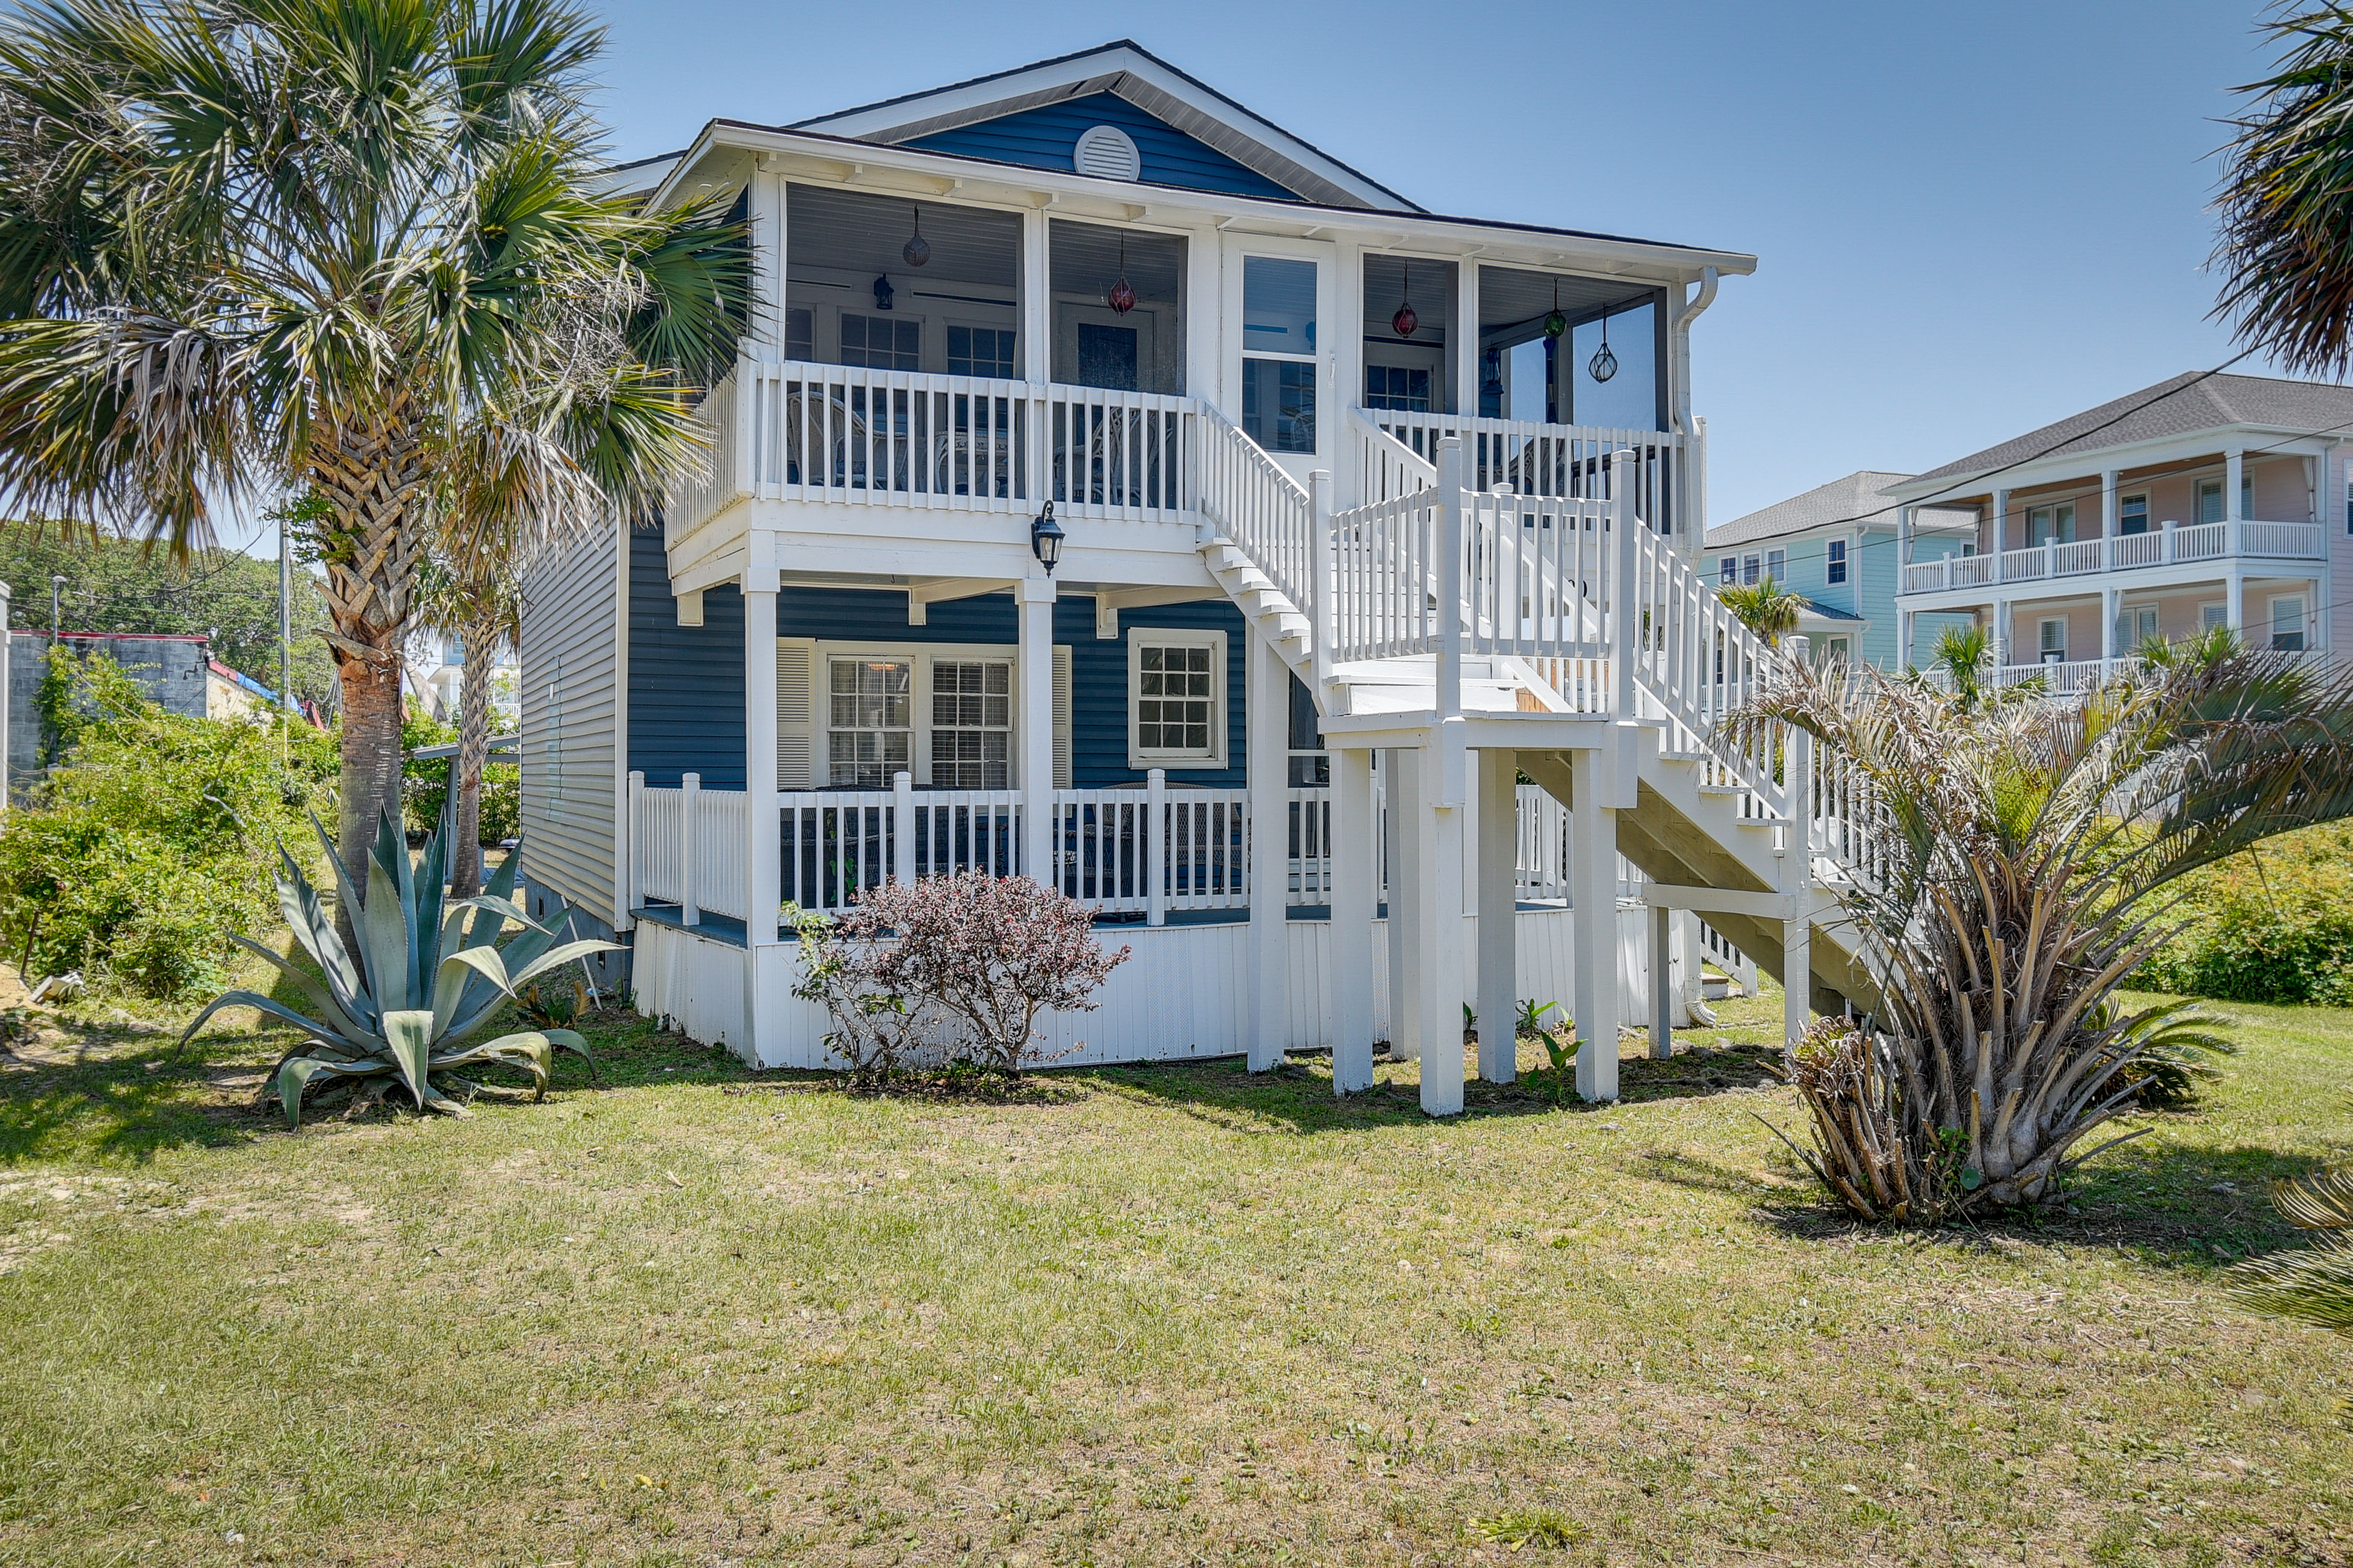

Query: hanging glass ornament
1543 278 1567 340
1588 304 1618 383
1391 261 1418 338
1107 233 1136 314
902 203 930 267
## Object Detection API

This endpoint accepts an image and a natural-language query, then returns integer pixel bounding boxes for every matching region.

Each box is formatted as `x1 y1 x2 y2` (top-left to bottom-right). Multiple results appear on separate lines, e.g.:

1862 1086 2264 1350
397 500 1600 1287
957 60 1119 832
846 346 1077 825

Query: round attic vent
1073 125 1141 182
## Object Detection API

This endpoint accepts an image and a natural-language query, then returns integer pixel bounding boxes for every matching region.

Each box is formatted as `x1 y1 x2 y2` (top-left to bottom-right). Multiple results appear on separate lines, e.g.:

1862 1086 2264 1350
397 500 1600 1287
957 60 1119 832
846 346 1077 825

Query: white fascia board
1883 423 2342 505
650 123 1756 283
783 44 1410 211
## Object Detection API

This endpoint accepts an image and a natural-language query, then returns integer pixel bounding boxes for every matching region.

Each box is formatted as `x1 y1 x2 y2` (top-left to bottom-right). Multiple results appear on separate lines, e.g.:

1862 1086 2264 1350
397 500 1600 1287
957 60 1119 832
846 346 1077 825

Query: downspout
1668 266 1720 557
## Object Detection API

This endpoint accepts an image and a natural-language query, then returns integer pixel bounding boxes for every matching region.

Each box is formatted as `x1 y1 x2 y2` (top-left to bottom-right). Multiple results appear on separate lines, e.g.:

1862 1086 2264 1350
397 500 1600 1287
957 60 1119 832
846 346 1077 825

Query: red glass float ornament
1108 276 1137 314
1391 261 1417 338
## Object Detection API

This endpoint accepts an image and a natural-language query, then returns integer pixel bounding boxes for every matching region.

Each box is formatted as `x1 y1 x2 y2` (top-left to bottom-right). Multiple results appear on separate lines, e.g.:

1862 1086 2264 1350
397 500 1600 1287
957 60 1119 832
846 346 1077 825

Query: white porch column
745 572 781 945
1993 598 2014 673
1415 740 1467 1116
747 158 784 361
2101 585 2120 664
2101 469 2119 543
1020 208 1050 386
1569 746 1620 1103
1990 489 2009 580
1246 629 1289 1071
1650 901 1674 1061
1329 745 1377 1094
1384 749 1417 1060
1452 260 1480 421
1780 678 1814 1055
1475 747 1518 1083
2227 571 2246 640
1017 575 1056 880
1897 607 1915 669
2227 445 2246 523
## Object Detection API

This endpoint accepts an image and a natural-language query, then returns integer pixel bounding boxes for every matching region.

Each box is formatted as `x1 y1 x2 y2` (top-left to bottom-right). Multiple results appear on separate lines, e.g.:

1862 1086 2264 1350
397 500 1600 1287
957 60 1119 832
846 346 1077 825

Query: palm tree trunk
309 400 429 877
449 611 495 898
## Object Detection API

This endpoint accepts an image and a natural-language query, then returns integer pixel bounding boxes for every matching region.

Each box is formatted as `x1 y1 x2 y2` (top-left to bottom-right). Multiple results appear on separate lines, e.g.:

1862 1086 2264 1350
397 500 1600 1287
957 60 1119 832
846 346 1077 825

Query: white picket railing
1045 386 1195 522
1369 409 1683 538
1198 401 1315 613
667 371 745 547
629 775 751 924
1346 406 1436 504
1900 518 2326 594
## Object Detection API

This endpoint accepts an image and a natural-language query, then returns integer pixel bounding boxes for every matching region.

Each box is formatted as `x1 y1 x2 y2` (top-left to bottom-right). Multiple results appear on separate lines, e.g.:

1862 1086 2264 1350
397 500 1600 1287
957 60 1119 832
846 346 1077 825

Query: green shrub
0 650 339 999
401 705 518 844
2137 822 2353 1004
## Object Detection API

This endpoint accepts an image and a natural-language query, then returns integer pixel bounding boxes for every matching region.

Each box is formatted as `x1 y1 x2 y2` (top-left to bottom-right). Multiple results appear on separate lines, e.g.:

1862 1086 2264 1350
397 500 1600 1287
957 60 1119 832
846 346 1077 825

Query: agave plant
1747 642 2353 1220
181 810 617 1127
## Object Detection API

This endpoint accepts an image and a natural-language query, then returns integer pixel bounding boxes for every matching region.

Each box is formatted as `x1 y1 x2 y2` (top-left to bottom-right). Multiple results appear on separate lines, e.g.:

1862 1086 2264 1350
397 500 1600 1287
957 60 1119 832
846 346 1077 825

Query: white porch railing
667 371 746 547
630 774 751 923
1198 401 1315 611
1368 409 1682 538
1900 519 2326 595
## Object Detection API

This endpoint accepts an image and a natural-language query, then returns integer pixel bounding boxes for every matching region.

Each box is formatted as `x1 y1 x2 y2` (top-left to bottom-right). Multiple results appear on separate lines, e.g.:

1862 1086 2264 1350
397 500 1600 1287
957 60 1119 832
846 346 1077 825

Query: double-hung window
1718 557 1738 586
2272 595 2309 652
1826 538 1848 584
2120 493 2149 536
1364 366 1431 412
1240 256 1318 454
947 326 1017 379
839 313 921 370
1130 631 1226 767
828 660 913 787
930 661 1011 787
1764 548 1786 583
1741 553 1761 585
2027 503 2075 546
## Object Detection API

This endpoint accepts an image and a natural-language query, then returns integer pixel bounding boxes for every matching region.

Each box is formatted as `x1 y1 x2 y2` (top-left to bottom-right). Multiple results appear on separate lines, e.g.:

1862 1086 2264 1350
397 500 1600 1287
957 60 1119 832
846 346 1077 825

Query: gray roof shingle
1706 470 1972 550
1907 371 2353 487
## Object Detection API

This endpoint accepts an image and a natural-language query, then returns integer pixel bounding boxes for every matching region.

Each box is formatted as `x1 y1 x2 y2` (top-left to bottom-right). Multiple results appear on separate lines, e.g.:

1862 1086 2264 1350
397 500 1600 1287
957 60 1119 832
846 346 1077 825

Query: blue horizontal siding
627 528 746 787
903 93 1299 202
626 559 1257 790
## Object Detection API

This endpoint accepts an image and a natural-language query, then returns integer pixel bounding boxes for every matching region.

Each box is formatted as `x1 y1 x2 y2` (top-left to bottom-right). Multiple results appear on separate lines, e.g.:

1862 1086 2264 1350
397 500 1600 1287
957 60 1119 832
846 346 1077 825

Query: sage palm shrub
1750 645 2353 1220
799 874 1130 1078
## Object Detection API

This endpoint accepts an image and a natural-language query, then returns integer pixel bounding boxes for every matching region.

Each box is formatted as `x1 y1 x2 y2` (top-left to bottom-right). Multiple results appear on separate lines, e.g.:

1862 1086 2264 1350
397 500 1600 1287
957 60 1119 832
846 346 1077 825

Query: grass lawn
0 980 2348 1567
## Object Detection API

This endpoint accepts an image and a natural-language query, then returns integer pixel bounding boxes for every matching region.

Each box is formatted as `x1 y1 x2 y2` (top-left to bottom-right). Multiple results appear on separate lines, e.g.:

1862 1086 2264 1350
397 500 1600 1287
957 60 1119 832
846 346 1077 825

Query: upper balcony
661 180 1705 588
1899 515 2327 598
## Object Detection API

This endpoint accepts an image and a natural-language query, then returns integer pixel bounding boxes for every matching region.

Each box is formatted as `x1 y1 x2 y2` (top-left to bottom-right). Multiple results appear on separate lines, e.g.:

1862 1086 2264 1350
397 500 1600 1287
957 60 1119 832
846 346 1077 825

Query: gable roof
786 40 1417 211
1707 470 1972 550
1908 371 2353 488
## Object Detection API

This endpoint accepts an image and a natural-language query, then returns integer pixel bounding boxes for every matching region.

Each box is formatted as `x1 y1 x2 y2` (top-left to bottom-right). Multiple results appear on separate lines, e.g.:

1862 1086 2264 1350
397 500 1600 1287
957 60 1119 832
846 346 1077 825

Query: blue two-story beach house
516 41 1878 1112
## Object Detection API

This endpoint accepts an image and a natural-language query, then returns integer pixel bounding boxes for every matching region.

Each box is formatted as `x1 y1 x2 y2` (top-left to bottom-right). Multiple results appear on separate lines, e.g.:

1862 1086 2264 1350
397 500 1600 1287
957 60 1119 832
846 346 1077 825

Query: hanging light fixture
1391 260 1418 338
1588 303 1618 383
1107 231 1136 314
1542 278 1567 340
901 203 930 267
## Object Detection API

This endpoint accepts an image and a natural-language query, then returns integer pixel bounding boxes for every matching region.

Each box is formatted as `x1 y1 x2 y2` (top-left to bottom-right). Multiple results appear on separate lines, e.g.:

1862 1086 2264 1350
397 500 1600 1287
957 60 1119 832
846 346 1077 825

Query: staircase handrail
1196 401 1316 619
1344 406 1437 504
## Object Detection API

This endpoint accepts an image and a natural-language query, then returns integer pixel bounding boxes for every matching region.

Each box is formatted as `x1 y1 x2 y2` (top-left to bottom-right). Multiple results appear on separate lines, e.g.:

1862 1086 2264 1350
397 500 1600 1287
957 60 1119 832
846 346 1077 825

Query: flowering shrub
796 874 1130 1078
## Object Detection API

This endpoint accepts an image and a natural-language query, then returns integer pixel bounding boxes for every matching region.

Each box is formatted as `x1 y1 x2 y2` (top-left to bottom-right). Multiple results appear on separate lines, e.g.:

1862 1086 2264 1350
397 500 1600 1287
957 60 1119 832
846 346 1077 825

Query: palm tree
0 0 748 873
1750 646 2353 1221
1718 576 1804 646
2215 5 2353 374
2231 1161 2353 1372
414 552 521 899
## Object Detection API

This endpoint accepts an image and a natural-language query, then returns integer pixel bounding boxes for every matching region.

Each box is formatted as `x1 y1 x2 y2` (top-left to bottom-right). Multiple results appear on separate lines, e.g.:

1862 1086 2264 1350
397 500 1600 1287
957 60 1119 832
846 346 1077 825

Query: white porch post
1475 747 1518 1083
1993 597 2014 674
1020 208 1050 386
1246 628 1289 1071
2227 571 2246 640
1452 260 1480 422
1416 740 1467 1116
680 772 702 926
1780 651 1814 1054
2227 445 2246 525
1386 747 1422 1061
743 573 783 1064
1650 901 1674 1061
1990 488 2009 573
2101 469 2119 547
2101 585 2120 665
1017 576 1056 880
1330 745 1377 1094
1570 746 1620 1103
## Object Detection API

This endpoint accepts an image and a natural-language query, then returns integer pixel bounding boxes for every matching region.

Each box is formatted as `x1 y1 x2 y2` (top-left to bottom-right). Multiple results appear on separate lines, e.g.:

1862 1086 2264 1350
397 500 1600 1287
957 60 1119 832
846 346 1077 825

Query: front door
1221 233 1336 482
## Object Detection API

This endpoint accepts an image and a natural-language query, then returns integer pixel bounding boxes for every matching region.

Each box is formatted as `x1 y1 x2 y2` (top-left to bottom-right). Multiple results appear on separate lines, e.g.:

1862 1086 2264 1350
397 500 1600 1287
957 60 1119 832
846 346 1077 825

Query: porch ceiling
786 184 1019 291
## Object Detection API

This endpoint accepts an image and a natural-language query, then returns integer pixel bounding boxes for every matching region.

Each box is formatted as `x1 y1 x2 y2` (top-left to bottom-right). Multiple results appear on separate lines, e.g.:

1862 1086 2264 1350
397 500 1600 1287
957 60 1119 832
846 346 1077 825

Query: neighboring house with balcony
517 41 1882 1110
408 628 519 731
1701 470 1974 668
1887 372 2353 686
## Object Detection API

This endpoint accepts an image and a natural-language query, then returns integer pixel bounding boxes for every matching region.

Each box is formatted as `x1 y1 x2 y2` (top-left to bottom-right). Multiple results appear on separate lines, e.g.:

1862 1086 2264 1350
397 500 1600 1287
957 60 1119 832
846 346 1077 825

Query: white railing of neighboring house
1900 518 2327 594
1367 409 1683 539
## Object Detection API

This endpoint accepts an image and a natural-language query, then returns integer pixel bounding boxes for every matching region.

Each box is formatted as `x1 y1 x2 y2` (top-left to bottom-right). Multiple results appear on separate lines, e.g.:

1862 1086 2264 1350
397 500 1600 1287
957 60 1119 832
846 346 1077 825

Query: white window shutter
1053 645 1073 788
776 637 816 788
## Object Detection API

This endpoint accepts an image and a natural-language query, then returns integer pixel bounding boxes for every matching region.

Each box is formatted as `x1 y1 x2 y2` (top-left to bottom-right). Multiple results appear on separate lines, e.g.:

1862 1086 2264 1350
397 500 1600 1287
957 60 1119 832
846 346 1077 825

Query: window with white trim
1764 548 1786 583
1718 557 1736 586
2038 617 2067 663
1241 256 1318 454
1129 630 1226 767
2271 594 2308 652
2201 602 2228 633
827 658 912 786
1741 553 1761 585
1826 538 1848 584
839 313 919 370
929 660 1011 787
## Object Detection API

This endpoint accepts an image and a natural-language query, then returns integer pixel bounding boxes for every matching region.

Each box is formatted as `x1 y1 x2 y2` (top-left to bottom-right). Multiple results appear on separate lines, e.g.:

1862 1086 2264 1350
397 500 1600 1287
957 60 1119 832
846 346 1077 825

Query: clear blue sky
202 0 2281 553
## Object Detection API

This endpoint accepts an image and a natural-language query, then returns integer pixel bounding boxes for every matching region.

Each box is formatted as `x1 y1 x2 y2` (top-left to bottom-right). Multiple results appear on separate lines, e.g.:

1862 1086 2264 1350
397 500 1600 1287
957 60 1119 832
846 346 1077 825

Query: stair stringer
1517 745 1877 1019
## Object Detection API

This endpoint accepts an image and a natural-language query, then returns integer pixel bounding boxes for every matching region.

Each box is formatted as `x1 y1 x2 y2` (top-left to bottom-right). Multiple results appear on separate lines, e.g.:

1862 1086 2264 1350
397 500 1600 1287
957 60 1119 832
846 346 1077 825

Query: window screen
1364 366 1431 412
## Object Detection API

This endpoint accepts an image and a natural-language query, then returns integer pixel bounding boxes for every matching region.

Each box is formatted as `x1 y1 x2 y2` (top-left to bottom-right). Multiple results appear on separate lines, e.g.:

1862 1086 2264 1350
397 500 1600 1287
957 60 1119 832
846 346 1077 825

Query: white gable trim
786 42 1416 212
